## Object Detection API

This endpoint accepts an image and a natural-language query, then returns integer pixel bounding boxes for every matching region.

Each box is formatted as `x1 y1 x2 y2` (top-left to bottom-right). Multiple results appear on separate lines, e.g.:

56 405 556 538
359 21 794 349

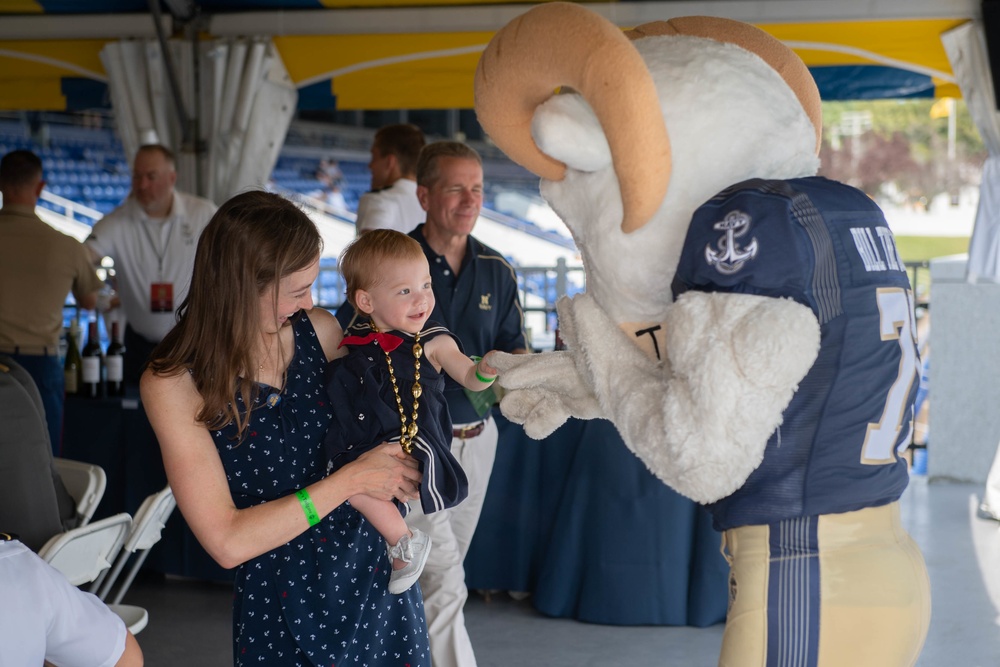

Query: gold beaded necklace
371 322 422 454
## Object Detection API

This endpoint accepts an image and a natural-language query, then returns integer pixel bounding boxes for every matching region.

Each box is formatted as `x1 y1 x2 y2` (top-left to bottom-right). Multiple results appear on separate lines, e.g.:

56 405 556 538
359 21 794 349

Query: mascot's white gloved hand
568 290 820 504
492 296 605 438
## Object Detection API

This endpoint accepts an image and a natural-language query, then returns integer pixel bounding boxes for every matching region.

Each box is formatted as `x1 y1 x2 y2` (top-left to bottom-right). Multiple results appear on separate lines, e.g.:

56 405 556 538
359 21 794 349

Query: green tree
819 99 985 209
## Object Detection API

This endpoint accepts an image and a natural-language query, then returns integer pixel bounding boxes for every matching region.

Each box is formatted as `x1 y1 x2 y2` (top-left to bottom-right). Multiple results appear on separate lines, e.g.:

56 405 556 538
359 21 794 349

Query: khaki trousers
720 502 931 667
406 416 498 667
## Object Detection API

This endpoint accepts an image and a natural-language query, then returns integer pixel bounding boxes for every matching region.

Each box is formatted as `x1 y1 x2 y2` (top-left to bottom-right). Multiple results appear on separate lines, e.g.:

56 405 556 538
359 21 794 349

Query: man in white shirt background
355 123 426 235
86 144 217 384
0 535 144 666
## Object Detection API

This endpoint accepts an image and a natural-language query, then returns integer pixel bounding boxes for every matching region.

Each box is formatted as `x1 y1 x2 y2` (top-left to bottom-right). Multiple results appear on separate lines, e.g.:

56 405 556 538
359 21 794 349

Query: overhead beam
209 0 980 37
162 0 197 22
0 13 169 40
0 1 979 41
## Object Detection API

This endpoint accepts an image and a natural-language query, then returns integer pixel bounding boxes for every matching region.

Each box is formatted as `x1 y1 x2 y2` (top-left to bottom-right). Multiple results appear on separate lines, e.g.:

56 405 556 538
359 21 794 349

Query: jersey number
861 288 918 464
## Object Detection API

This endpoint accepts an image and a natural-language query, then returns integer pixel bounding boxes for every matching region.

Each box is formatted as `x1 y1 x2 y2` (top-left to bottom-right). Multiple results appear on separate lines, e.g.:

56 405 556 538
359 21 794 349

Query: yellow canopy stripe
276 32 491 109
0 17 970 111
760 19 967 99
1 0 43 13
0 39 107 110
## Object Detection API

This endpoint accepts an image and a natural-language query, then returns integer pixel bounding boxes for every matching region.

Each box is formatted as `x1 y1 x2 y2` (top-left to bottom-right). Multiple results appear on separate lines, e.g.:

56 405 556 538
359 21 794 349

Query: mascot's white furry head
479 3 825 504
475 3 821 329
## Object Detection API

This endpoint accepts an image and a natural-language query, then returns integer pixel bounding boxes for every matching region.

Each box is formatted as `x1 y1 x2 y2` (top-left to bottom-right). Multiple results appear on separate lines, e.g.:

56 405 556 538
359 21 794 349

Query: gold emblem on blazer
479 293 492 311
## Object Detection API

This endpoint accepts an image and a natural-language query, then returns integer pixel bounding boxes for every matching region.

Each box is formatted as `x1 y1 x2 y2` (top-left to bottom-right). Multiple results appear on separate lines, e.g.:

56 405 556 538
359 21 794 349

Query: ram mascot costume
478 4 930 666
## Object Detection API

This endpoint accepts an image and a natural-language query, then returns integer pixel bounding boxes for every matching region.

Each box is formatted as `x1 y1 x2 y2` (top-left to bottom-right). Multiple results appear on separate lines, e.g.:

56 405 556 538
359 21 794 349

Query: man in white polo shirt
355 123 426 235
86 144 216 384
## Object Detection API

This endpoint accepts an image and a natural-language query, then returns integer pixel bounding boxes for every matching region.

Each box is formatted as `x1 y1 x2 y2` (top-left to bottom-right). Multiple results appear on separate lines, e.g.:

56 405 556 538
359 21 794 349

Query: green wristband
295 488 321 527
470 355 496 383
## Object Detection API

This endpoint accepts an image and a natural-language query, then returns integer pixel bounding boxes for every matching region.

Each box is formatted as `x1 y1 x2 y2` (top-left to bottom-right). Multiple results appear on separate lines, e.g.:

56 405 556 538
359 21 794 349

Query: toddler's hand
479 351 499 377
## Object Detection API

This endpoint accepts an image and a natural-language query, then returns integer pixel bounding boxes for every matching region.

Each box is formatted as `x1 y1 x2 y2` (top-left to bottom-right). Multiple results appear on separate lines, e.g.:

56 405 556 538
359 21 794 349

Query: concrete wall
928 255 1000 483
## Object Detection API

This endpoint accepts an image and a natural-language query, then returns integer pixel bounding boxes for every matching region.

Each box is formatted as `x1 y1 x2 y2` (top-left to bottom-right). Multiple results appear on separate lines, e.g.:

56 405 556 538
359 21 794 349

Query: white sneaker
387 529 431 594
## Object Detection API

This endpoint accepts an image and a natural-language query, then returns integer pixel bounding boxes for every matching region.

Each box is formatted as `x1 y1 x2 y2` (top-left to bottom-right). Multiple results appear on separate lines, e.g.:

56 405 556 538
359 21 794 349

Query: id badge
151 282 174 312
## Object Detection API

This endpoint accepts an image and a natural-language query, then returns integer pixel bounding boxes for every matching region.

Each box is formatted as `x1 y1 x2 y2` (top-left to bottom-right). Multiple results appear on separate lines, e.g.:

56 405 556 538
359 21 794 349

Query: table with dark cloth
62 397 729 627
465 412 729 627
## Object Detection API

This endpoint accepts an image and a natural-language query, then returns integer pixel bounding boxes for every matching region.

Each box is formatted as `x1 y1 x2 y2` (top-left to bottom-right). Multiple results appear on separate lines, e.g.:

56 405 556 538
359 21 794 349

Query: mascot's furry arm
494 293 819 504
476 3 824 504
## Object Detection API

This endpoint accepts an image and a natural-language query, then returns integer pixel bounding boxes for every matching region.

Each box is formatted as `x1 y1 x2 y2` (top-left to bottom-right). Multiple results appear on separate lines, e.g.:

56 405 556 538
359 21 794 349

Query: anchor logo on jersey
705 210 759 275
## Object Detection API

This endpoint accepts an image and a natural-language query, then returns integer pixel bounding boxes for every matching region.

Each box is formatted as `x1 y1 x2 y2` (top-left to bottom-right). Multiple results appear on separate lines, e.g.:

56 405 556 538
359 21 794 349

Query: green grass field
894 236 970 263
894 235 970 303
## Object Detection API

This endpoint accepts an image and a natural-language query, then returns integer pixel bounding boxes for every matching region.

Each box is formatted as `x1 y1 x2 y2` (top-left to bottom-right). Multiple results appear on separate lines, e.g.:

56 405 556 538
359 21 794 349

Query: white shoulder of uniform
0 539 128 667
174 190 218 223
392 178 418 196
356 191 375 218
357 179 422 234
356 190 395 232
86 197 134 253
94 197 134 226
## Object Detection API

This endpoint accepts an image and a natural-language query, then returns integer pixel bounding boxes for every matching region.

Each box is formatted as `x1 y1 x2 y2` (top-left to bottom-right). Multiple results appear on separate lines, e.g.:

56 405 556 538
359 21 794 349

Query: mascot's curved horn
474 2 670 234
474 3 823 233
625 16 823 151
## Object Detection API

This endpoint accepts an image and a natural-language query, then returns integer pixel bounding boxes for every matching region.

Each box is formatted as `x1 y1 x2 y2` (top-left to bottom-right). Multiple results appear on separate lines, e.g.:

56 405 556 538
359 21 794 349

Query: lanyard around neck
140 215 177 278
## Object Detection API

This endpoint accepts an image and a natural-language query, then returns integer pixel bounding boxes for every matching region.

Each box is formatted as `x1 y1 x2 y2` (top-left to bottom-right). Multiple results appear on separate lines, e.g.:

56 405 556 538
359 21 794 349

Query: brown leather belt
452 421 486 439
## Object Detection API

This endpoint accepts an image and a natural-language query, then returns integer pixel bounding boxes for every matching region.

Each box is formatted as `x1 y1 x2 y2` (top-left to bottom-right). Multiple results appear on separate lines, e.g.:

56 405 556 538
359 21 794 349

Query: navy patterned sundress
324 320 469 514
211 314 430 666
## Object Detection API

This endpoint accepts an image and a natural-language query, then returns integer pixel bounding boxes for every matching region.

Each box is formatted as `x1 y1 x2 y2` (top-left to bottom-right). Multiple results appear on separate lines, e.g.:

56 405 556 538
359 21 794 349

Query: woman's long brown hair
147 190 322 440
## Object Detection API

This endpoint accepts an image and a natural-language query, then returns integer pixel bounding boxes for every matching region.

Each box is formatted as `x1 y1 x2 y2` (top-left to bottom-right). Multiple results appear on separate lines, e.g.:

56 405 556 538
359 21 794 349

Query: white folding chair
53 458 107 526
37 513 147 633
96 485 176 604
38 512 131 587
93 486 176 636
110 603 149 635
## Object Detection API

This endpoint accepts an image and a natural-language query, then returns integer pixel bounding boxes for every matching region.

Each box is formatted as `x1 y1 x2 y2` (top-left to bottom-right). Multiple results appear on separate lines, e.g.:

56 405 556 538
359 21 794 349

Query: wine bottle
105 320 126 396
63 315 82 395
81 319 105 398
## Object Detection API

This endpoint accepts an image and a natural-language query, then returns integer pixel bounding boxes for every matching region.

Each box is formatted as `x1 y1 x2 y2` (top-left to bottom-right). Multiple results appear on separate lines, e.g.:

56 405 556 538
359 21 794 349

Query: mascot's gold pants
719 502 931 667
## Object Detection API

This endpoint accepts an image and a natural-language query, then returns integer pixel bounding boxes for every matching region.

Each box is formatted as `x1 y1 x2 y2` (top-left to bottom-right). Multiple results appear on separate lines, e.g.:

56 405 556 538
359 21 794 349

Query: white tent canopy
943 21 1000 283
100 36 295 203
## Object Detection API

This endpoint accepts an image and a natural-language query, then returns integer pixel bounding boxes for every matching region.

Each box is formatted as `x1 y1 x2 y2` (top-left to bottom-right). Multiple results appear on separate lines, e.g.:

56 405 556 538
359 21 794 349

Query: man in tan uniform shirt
0 149 103 453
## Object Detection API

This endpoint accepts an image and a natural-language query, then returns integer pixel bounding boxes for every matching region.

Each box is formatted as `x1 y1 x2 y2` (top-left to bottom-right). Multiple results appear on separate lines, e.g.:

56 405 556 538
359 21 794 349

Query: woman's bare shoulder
140 365 198 407
306 308 344 360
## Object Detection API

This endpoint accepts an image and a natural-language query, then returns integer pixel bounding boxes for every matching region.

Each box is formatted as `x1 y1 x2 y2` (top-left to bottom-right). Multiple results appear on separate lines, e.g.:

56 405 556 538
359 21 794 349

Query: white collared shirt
0 540 127 667
86 190 217 341
355 178 425 235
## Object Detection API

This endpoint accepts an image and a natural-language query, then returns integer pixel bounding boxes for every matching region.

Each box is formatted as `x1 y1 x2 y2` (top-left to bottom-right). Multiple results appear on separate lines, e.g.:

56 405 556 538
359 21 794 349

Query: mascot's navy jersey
673 177 919 531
